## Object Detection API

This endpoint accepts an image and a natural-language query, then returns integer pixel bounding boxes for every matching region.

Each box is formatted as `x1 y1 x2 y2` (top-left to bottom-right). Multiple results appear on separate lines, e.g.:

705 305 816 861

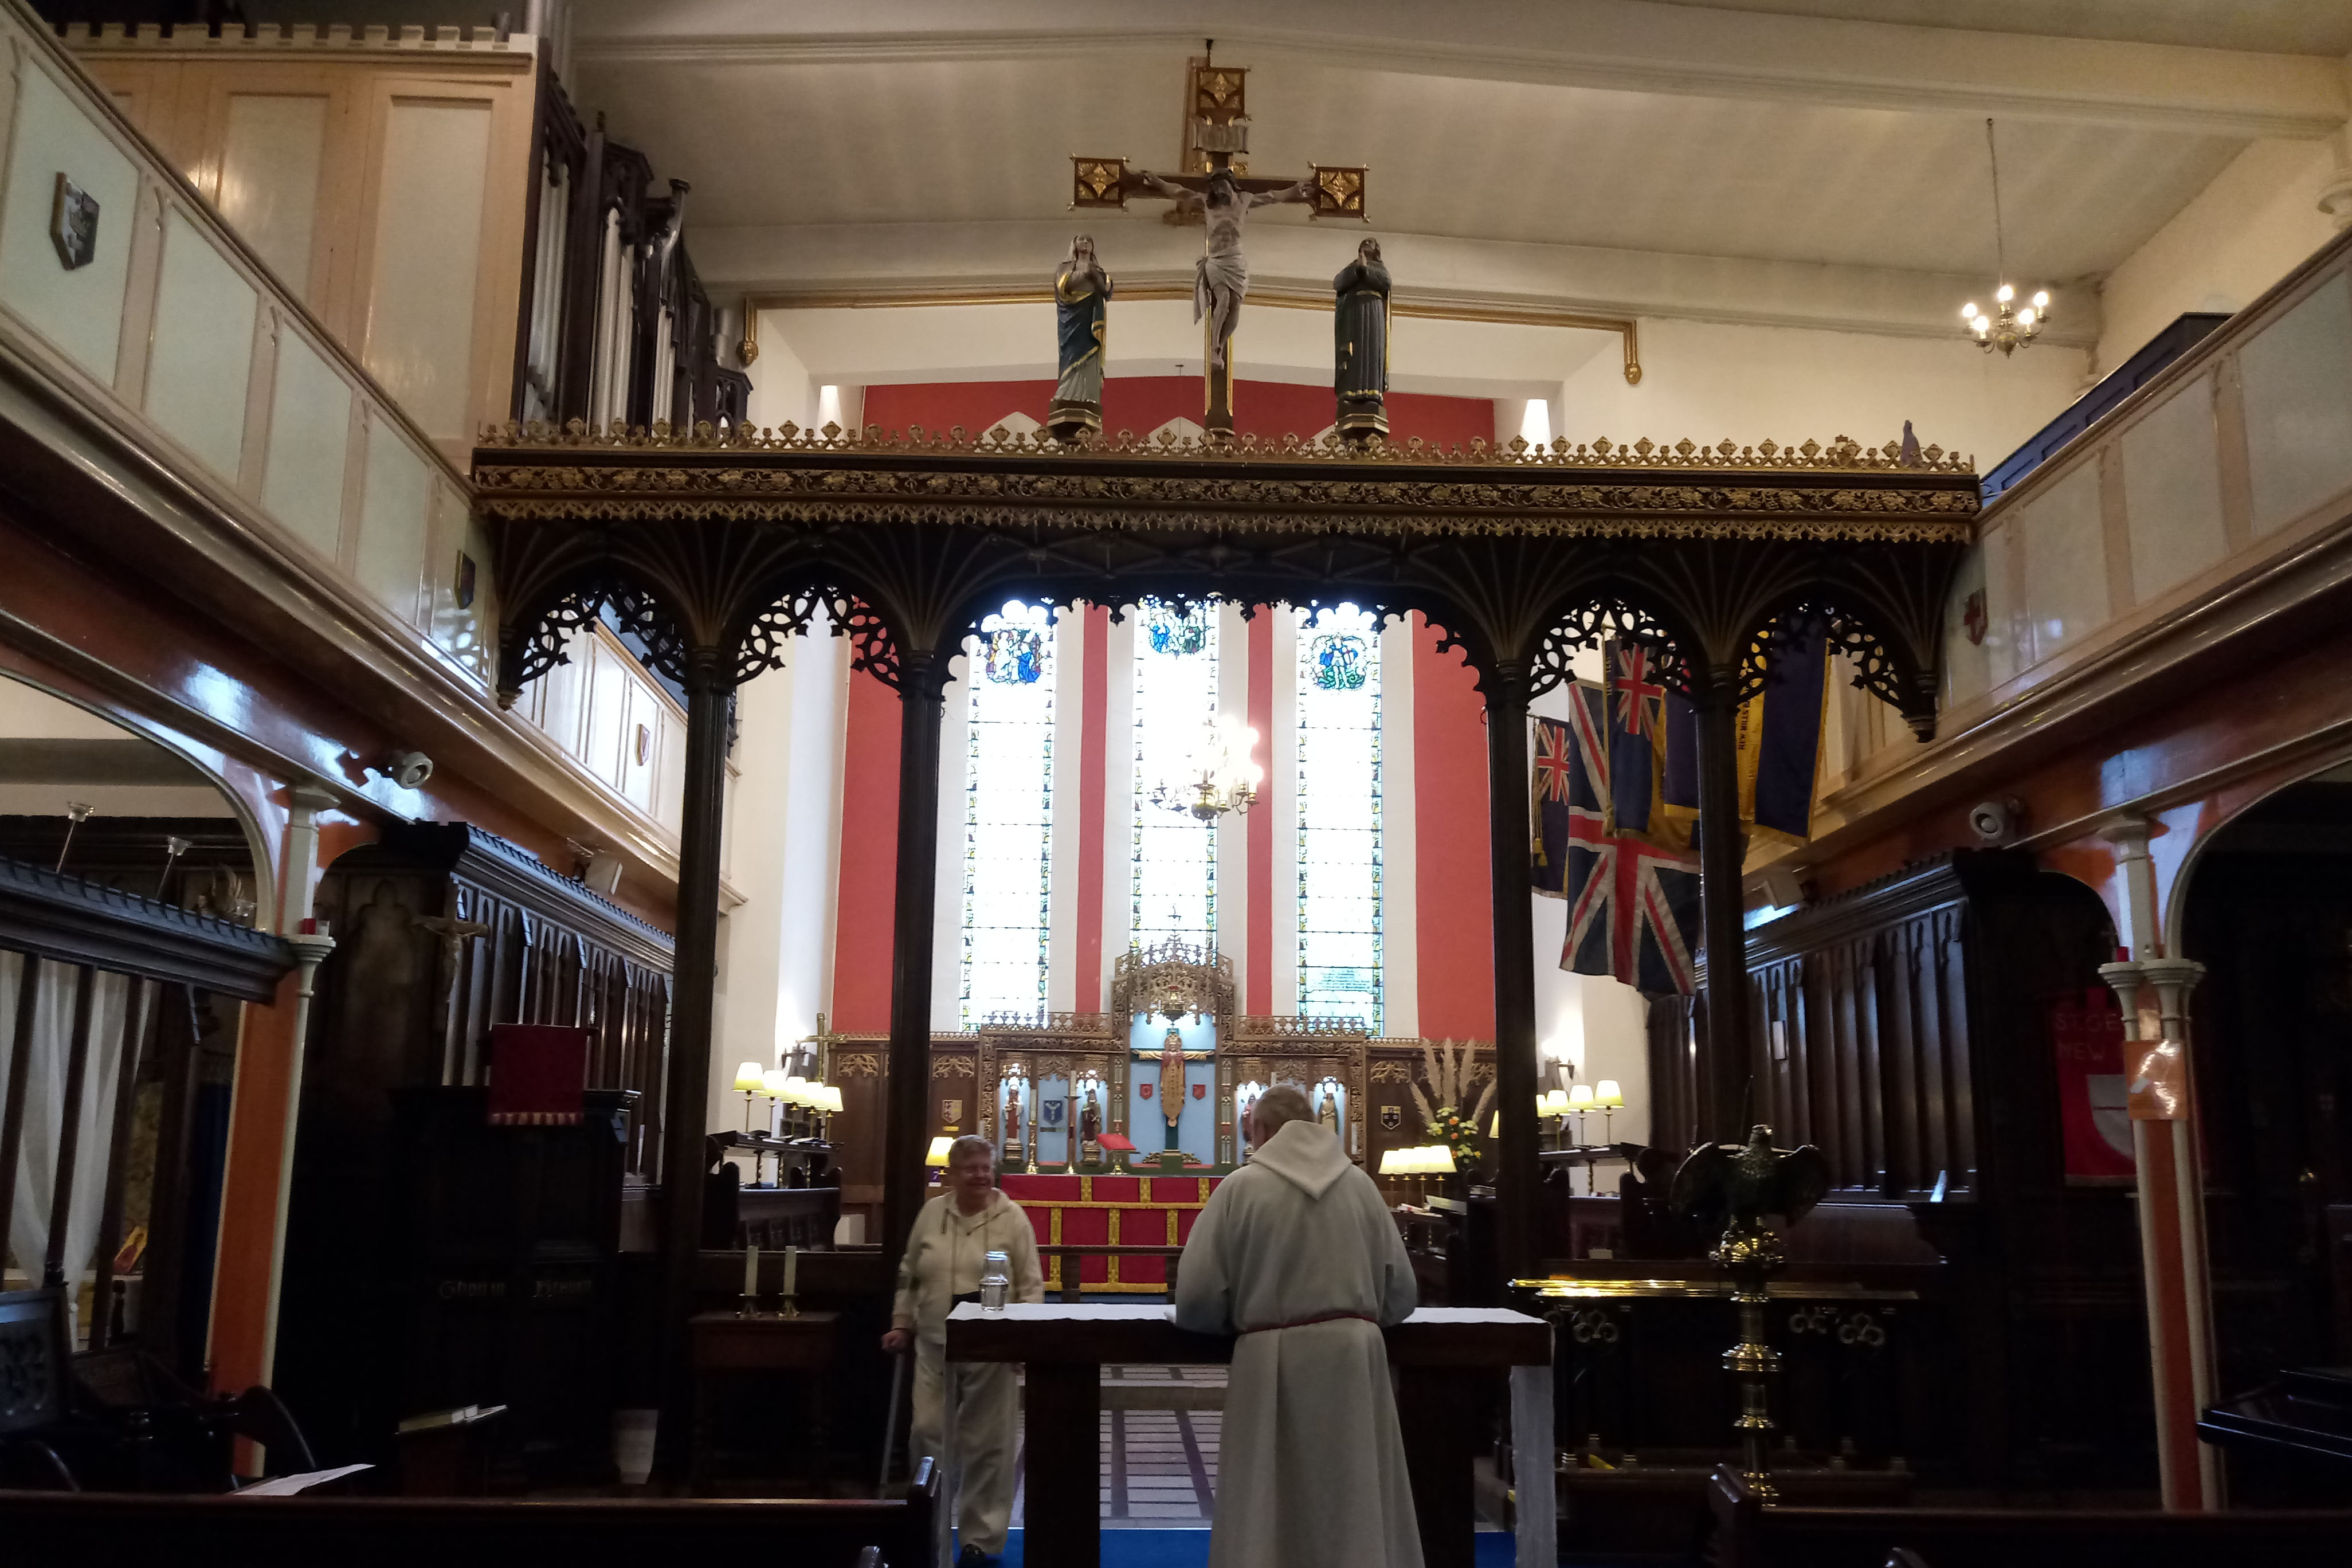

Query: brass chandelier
1961 118 2050 357
1149 712 1264 821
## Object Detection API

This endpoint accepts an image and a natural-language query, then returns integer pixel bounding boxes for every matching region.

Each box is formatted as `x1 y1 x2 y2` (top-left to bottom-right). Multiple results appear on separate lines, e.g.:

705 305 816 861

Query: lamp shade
819 1085 844 1115
926 1135 955 1167
1568 1084 1596 1109
1594 1080 1624 1109
1378 1149 1400 1175
734 1061 768 1094
781 1075 809 1106
762 1069 790 1097
1432 1144 1457 1172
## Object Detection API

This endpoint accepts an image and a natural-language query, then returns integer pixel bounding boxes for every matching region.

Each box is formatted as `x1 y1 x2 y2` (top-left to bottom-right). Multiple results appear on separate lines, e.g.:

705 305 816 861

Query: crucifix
1071 50 1368 437
1137 1024 1217 1152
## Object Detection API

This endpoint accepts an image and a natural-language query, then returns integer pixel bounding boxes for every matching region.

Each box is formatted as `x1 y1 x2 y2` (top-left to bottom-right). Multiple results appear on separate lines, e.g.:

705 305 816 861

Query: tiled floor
1010 1366 1225 1529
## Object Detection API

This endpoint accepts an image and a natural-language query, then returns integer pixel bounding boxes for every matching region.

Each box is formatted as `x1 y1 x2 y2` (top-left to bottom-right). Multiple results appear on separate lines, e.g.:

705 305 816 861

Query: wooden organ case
273 823 673 1481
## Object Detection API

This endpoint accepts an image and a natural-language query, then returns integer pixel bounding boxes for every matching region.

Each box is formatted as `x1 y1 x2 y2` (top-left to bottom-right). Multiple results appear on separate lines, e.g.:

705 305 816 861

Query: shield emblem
1139 1083 1153 1099
941 1099 963 1126
50 175 99 271
1380 1104 1402 1131
1191 1082 1206 1099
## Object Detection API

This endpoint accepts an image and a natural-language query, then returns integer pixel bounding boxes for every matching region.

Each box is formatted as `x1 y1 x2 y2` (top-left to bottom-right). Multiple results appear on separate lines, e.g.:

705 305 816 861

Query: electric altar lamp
781 1075 810 1138
926 1135 955 1185
734 1061 767 1133
1567 1083 1596 1147
1594 1080 1624 1143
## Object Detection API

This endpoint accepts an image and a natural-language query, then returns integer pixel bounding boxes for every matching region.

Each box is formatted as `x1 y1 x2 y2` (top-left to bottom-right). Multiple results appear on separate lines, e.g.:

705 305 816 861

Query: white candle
783 1245 798 1300
743 1242 759 1300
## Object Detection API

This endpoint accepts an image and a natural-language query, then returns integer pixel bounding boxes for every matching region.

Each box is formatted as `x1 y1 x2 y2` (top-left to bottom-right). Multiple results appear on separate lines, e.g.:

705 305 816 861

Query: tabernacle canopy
1174 1119 1422 1568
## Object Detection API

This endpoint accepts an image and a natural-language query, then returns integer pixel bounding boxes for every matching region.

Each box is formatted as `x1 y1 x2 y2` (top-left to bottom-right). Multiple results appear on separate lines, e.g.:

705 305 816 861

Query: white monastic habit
1175 1117 1422 1568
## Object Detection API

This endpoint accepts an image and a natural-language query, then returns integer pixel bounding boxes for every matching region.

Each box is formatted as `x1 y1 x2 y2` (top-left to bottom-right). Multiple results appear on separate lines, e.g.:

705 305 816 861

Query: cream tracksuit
893 1188 1044 1555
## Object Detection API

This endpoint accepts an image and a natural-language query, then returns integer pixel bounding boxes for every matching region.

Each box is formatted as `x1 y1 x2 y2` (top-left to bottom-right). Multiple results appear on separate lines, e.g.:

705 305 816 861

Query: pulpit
943 1303 1553 1568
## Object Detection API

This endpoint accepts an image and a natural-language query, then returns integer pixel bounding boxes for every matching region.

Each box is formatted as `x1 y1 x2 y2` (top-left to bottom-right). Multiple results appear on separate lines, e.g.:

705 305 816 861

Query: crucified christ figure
1135 166 1314 377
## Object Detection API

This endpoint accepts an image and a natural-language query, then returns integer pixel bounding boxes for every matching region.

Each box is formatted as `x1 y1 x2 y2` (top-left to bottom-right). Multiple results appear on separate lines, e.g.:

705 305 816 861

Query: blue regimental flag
1660 624 1829 845
1539 680 1702 997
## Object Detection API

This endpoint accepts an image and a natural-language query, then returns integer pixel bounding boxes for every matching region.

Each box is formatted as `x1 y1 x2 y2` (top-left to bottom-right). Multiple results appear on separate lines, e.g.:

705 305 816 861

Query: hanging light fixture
1961 117 2050 357
1149 712 1264 821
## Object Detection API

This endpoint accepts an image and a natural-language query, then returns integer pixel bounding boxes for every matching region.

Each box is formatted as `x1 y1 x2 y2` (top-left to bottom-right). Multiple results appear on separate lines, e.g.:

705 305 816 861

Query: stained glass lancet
1132 599 1220 951
1296 604 1382 1028
961 602 1056 1026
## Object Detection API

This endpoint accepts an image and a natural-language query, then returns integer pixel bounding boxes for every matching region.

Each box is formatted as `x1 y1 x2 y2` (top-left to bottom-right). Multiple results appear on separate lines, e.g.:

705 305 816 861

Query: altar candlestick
743 1242 759 1312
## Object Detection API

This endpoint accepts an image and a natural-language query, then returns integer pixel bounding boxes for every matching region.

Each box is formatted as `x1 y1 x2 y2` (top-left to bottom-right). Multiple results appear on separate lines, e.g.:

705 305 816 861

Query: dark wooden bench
1707 1464 2352 1568
0 1456 936 1568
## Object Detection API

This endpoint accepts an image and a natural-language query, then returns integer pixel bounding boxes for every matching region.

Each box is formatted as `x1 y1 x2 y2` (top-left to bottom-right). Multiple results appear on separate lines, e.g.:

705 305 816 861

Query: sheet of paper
232 1463 373 1496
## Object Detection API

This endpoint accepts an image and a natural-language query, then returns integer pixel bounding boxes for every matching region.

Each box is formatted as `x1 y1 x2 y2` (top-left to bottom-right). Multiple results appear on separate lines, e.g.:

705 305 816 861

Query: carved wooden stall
273 821 673 1477
0 848 292 1391
1628 849 2132 1487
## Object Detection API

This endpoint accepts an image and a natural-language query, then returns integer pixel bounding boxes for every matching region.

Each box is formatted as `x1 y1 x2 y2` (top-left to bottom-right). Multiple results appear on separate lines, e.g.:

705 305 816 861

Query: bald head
1250 1084 1315 1146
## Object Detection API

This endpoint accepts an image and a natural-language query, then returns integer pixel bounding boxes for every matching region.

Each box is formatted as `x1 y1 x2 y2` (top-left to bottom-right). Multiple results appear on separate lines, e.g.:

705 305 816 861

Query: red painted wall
1247 613 1275 1015
863 377 1493 450
830 667 901 1032
1413 614 1496 1040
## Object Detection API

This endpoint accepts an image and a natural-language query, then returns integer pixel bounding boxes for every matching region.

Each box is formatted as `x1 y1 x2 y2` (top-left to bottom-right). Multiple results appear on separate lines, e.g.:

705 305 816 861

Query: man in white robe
1175 1084 1422 1568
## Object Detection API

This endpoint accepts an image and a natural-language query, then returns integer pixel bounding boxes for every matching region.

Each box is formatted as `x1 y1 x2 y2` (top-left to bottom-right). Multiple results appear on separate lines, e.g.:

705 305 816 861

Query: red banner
2049 986 2133 1178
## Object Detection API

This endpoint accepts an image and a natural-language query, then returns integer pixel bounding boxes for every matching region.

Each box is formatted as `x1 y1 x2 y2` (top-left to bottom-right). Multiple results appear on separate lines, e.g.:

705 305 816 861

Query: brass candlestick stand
1714 1216 1786 1498
1670 1123 1828 1502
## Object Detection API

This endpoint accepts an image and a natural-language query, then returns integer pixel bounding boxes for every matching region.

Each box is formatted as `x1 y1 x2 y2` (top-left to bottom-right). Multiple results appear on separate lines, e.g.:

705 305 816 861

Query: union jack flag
1534 682 1702 997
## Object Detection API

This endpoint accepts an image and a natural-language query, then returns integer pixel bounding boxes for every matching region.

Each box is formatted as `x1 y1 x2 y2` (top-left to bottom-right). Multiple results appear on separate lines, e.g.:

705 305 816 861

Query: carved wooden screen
1683 851 2103 1202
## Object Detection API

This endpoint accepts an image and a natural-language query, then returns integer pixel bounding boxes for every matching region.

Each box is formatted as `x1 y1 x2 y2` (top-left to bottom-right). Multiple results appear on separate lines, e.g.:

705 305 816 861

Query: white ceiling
563 1 2345 320
1643 1 2352 57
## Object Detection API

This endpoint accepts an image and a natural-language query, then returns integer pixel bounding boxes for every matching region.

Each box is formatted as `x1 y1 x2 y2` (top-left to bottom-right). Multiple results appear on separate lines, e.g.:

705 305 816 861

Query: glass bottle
981 1249 1011 1314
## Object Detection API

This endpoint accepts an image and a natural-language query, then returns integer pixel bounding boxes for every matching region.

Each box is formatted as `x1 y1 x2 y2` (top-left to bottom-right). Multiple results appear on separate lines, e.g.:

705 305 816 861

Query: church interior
3 1 2352 1563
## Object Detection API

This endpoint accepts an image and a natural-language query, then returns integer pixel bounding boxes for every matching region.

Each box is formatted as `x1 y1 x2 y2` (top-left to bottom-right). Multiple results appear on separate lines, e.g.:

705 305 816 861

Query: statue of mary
1332 236 1390 444
1049 235 1113 442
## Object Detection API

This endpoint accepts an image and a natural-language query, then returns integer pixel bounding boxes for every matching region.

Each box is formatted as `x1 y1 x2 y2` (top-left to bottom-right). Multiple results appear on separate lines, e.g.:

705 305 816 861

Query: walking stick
880 1344 908 1493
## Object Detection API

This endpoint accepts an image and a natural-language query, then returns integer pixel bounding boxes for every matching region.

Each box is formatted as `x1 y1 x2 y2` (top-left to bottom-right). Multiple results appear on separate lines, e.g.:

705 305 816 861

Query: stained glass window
961 602 1056 1026
1296 605 1382 1028
1132 599 1220 950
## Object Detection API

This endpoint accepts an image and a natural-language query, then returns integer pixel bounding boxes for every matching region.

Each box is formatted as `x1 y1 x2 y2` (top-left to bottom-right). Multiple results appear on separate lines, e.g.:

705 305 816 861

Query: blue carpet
991 1527 1520 1567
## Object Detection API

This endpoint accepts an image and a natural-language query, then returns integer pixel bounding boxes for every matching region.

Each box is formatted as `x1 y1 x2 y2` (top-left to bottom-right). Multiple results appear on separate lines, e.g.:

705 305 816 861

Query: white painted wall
2098 138 2340 375
713 626 852 1134
745 315 815 431
1560 314 2088 468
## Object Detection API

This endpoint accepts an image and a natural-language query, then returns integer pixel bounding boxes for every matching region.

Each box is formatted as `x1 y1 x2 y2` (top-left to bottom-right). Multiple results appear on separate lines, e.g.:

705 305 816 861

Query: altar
999 1173 1221 1293
973 939 1374 1173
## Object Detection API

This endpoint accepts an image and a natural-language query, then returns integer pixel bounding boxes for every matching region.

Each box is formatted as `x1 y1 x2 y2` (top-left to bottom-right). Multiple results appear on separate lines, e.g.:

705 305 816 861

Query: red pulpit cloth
485 1024 590 1125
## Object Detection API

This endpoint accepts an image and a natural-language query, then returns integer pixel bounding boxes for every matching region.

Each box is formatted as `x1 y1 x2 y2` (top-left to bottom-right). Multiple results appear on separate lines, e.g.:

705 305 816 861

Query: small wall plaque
50 174 97 270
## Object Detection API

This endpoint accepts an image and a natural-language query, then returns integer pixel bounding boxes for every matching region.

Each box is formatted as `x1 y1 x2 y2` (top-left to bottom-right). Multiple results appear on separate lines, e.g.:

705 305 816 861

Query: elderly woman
883 1134 1043 1568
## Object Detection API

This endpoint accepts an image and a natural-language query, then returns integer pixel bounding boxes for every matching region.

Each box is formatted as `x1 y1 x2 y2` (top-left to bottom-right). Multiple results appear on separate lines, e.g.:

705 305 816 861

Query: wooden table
687 1309 840 1492
943 1303 1553 1568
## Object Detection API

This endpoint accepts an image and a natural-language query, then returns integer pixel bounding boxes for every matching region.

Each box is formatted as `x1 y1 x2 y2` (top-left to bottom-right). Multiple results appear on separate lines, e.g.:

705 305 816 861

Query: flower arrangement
1408 1038 1495 1169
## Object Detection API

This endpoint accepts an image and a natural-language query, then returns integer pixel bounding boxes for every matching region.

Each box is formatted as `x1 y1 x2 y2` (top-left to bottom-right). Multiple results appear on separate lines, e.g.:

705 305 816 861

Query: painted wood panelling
69 27 536 468
1818 242 2352 826
513 622 689 839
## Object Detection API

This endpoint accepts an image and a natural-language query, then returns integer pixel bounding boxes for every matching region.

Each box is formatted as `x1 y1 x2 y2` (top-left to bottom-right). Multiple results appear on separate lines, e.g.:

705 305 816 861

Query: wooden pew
0 1457 936 1568
1706 1464 2352 1568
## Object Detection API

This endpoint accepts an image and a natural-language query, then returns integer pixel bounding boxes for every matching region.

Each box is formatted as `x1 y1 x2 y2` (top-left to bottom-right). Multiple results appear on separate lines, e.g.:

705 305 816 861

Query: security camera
383 750 434 790
1969 797 2024 845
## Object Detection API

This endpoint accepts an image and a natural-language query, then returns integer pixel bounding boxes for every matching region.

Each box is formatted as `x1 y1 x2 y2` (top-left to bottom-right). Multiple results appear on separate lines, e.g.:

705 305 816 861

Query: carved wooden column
1483 659 1540 1288
653 645 736 1479
1692 665 1754 1143
882 647 951 1270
